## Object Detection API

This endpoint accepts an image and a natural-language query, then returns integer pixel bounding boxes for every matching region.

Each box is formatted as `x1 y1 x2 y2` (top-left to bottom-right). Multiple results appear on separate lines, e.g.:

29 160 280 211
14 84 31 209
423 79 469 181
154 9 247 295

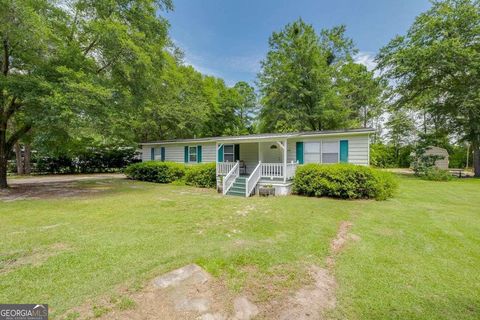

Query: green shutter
160 147 165 162
150 148 155 161
340 140 349 163
184 146 188 163
197 145 202 163
296 142 304 164
234 144 240 161
218 145 224 162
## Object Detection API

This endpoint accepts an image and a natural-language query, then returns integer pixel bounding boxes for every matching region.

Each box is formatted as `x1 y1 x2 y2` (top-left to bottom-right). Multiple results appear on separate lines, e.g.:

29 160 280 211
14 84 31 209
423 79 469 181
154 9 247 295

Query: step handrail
223 161 239 195
245 161 262 197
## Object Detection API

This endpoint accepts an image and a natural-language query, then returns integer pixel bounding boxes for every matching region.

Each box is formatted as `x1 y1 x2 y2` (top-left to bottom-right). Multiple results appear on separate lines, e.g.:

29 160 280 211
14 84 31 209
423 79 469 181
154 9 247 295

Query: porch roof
140 128 375 145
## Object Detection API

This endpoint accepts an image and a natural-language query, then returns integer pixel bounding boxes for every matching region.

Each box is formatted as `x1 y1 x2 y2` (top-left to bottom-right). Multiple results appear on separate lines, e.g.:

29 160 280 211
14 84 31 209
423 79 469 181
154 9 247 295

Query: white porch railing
217 162 235 176
245 162 262 197
222 161 239 195
260 163 284 178
217 160 298 185
286 161 299 180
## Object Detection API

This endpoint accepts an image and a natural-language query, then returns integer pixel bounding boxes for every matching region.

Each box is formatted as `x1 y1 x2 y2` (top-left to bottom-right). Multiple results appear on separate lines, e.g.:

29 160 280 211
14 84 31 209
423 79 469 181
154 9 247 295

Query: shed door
340 140 349 163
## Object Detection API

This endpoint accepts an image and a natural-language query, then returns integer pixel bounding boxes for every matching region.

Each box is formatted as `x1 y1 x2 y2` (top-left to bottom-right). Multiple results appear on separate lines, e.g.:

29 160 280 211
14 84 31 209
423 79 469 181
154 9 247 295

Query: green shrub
370 143 413 168
421 167 453 181
411 148 452 181
124 161 186 183
293 163 397 200
370 143 396 168
184 163 217 188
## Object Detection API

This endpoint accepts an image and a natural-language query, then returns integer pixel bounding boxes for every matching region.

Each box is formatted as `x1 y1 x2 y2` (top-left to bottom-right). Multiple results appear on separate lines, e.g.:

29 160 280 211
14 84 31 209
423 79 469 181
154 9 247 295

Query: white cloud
354 52 377 71
223 54 262 74
183 56 221 77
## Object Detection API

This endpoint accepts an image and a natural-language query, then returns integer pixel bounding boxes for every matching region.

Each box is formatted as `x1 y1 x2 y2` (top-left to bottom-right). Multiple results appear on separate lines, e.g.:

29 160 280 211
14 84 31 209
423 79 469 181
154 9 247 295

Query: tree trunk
15 142 24 175
473 142 480 177
0 155 7 189
0 131 7 189
24 143 31 174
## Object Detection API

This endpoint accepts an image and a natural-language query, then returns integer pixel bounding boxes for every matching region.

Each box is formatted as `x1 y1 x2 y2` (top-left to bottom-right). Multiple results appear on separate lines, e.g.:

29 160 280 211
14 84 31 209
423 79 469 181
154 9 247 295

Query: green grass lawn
1 176 479 319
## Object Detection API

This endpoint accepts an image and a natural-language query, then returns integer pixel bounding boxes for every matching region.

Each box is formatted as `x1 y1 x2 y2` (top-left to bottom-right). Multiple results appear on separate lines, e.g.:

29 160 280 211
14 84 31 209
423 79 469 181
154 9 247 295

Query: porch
215 140 299 197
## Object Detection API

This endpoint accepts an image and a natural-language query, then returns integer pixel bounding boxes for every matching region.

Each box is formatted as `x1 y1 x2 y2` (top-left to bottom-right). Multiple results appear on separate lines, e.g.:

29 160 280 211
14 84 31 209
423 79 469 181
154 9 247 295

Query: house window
304 142 321 164
189 146 197 162
322 141 339 163
223 144 234 162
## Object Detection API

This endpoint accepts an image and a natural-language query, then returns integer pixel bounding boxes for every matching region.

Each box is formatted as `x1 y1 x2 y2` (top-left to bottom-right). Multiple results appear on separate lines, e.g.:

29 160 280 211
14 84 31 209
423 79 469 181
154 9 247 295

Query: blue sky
165 0 432 86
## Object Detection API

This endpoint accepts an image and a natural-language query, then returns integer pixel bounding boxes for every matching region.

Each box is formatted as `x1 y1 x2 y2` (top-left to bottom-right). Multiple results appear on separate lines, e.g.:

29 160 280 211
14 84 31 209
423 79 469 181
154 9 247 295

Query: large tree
257 19 383 132
377 0 480 176
0 0 172 188
385 109 416 160
232 81 258 134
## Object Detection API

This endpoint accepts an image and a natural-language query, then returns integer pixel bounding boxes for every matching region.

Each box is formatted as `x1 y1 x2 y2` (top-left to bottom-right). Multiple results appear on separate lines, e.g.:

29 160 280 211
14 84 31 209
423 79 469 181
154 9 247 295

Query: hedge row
184 163 217 188
9 147 140 174
293 163 397 200
126 162 397 200
124 162 216 188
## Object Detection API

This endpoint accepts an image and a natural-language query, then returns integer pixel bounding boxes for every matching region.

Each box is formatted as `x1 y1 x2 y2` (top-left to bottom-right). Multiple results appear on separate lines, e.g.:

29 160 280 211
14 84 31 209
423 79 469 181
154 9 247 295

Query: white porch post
215 142 218 175
283 139 287 183
258 142 262 163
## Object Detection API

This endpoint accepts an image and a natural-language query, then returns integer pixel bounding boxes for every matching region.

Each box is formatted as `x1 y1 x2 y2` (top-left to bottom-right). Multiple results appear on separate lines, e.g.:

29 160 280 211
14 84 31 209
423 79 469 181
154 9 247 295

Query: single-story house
141 128 375 197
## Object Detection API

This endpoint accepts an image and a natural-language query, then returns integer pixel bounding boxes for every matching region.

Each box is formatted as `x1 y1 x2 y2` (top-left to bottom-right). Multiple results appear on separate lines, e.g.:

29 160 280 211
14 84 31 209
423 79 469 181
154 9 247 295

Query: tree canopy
257 19 384 133
377 0 480 176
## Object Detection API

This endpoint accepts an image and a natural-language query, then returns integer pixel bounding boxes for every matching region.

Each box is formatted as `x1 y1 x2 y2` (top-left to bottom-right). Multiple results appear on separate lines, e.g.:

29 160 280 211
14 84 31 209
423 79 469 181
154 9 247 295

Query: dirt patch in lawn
64 221 359 320
235 204 256 217
0 243 71 274
69 264 258 320
273 220 357 320
0 181 111 201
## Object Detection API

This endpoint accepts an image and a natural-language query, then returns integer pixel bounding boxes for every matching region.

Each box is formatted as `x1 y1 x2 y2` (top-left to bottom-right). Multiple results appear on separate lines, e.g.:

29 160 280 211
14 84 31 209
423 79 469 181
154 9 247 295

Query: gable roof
141 128 375 145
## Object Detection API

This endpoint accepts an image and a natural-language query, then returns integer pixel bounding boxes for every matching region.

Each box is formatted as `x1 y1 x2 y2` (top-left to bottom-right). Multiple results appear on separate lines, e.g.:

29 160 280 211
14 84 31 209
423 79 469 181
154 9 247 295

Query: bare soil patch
8 173 124 185
235 205 256 217
277 266 336 320
274 220 357 320
0 243 71 274
0 181 110 201
70 264 259 320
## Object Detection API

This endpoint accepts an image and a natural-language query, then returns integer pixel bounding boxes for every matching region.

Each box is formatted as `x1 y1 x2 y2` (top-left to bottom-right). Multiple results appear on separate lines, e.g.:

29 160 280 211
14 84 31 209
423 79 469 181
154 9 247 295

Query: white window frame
188 146 197 163
321 140 339 164
223 144 234 162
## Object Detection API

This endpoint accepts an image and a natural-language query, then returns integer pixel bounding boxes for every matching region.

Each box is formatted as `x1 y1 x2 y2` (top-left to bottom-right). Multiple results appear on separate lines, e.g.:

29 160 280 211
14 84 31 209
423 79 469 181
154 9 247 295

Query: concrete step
232 182 246 188
229 186 246 193
227 190 245 197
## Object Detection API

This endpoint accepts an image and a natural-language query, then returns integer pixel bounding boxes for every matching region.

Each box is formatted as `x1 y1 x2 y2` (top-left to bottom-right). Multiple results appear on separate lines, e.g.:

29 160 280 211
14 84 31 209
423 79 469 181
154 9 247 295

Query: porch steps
226 177 247 197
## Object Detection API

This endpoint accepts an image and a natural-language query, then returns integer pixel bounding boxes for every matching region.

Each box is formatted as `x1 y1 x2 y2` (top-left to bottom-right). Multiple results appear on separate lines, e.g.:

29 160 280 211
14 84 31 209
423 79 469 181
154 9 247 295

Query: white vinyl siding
142 145 158 162
287 135 370 166
202 144 216 162
142 134 370 166
346 136 369 165
239 143 259 174
164 145 184 162
141 143 216 163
